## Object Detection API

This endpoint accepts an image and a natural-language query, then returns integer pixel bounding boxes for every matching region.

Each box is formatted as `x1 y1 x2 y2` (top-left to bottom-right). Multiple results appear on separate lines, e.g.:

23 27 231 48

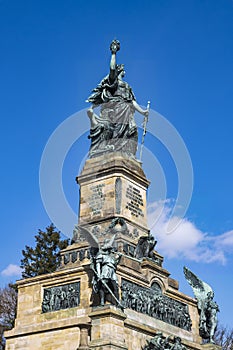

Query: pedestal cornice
77 153 150 188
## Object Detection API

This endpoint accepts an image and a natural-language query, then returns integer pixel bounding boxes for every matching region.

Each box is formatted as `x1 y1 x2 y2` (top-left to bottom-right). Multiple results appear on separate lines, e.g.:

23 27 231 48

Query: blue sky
0 0 233 327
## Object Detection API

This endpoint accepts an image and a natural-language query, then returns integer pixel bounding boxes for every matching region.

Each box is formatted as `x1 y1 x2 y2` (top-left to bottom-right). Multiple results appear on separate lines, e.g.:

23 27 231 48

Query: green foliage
20 224 69 278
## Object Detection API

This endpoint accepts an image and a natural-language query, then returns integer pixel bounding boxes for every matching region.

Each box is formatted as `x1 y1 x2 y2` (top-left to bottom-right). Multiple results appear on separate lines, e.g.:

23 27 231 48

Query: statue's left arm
132 100 149 116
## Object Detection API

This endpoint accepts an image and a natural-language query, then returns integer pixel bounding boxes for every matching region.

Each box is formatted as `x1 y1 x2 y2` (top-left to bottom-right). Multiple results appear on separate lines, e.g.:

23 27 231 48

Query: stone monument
5 40 221 350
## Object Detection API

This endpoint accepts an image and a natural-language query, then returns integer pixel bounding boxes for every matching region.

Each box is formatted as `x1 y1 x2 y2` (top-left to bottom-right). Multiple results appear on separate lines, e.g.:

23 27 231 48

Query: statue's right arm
109 39 120 83
96 253 102 277
109 52 117 83
96 262 101 277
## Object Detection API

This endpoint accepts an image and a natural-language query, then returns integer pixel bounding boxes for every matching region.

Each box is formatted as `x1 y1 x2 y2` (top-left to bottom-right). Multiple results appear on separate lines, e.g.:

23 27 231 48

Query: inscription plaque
126 184 144 218
88 183 106 215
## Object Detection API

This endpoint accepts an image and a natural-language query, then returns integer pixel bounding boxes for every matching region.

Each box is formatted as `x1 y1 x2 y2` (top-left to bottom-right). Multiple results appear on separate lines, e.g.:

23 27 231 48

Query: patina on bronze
86 39 149 158
184 266 219 343
121 279 192 331
143 332 187 350
42 282 80 313
90 237 122 307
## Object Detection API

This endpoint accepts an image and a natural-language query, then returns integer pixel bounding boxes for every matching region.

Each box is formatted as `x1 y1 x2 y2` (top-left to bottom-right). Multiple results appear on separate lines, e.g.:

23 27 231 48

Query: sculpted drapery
86 40 148 158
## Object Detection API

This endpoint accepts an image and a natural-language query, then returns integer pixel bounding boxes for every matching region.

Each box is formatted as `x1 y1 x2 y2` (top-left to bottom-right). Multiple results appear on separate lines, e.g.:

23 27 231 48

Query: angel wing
108 233 116 247
100 234 117 251
78 225 100 248
183 266 213 310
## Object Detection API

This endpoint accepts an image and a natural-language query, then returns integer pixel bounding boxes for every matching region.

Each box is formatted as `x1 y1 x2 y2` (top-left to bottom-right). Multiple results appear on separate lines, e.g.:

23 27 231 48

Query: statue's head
116 64 125 77
174 337 181 343
102 239 114 251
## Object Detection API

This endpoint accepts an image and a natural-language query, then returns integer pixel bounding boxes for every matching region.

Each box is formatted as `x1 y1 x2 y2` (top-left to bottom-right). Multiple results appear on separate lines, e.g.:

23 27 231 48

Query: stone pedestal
78 324 90 350
4 154 220 350
76 153 150 241
89 305 127 350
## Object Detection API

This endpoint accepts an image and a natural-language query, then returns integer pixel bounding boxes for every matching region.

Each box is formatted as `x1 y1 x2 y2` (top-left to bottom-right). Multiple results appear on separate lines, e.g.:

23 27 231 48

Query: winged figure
183 266 219 343
134 233 157 259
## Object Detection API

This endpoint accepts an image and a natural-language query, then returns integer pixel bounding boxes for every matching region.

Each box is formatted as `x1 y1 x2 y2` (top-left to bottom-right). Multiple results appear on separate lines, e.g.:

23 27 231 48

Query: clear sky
0 0 232 327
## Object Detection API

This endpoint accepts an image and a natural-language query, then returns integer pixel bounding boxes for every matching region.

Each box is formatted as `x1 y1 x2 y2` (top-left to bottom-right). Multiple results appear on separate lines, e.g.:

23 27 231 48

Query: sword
139 100 150 162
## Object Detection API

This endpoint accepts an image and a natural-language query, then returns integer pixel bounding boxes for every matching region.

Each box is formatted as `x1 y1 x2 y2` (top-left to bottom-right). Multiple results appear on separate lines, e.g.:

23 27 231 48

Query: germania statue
86 39 149 158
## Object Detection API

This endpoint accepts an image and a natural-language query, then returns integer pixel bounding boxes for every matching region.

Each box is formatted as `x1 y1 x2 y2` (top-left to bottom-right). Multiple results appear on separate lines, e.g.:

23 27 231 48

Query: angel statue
86 39 149 158
183 266 220 343
134 232 157 260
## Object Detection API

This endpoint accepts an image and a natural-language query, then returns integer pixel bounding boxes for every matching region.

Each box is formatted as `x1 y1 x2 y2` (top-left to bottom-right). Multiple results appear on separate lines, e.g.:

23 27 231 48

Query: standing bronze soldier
93 240 121 306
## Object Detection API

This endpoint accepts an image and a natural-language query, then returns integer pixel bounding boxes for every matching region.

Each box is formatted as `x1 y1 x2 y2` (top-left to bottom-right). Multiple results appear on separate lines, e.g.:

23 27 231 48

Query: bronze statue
183 266 219 343
170 337 187 350
91 238 122 307
134 232 157 259
143 333 187 350
77 225 123 307
86 39 149 158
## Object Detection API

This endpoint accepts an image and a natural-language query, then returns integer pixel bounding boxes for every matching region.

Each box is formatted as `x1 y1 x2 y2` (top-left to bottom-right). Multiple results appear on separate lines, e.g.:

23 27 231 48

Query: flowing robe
87 75 138 157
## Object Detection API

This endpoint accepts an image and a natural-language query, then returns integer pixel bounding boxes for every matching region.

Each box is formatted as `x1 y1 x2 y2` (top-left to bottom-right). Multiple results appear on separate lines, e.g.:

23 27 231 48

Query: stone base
4 147 221 350
4 250 203 350
76 153 149 231
89 305 127 350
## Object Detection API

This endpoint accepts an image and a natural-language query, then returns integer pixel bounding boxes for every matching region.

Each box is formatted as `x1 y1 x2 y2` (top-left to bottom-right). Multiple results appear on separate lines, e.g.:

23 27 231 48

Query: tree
20 224 69 278
214 324 233 350
0 283 17 349
0 225 68 348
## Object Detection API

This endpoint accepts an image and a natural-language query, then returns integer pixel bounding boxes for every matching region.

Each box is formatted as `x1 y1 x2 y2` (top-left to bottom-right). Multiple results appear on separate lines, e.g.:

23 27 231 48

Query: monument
5 40 221 350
